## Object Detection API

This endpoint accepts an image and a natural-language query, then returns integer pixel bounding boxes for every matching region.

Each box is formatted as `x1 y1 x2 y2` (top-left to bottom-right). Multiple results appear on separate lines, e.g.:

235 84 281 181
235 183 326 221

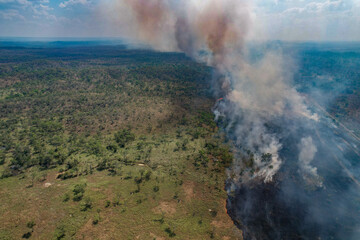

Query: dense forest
0 46 240 239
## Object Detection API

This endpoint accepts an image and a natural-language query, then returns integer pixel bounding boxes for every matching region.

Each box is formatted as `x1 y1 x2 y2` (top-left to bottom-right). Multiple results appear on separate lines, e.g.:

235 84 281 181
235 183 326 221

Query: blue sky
252 0 360 41
0 0 359 41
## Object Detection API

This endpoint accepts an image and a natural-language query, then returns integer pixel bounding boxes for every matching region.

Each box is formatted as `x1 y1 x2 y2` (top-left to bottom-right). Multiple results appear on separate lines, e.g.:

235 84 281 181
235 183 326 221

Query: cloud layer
0 0 359 40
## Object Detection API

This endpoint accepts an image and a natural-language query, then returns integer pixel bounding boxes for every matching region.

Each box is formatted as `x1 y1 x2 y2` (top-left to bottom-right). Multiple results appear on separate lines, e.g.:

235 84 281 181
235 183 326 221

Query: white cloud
59 0 88 8
0 0 31 5
250 0 360 41
0 9 25 20
31 3 56 20
281 0 348 15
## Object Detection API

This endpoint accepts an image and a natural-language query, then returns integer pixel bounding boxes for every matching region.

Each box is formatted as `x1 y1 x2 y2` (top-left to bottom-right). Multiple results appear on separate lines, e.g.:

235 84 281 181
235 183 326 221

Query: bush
11 145 31 168
73 183 86 201
0 150 5 165
92 215 100 225
106 144 117 153
153 186 159 192
27 221 36 229
22 232 32 239
210 210 217 217
62 193 70 202
165 227 176 237
80 197 92 211
37 152 53 169
73 192 83 202
73 183 86 194
97 158 108 171
54 226 65 240
0 167 13 179
144 170 152 181
261 153 272 163
114 129 135 148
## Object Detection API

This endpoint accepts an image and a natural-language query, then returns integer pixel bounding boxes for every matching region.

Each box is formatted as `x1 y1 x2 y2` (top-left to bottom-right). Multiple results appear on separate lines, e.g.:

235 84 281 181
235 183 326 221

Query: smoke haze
104 0 318 181
102 0 360 239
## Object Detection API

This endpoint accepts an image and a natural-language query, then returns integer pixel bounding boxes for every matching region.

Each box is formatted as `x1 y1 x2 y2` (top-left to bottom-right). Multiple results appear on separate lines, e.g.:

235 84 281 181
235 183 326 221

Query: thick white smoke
298 136 323 187
102 0 318 182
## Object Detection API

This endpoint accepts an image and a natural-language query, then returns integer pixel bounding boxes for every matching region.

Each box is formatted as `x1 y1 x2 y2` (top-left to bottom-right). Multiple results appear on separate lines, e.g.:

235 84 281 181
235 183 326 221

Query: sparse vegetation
0 46 240 240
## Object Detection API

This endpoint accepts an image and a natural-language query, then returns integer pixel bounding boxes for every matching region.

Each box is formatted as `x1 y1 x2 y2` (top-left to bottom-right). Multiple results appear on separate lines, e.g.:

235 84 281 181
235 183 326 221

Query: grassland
0 46 241 239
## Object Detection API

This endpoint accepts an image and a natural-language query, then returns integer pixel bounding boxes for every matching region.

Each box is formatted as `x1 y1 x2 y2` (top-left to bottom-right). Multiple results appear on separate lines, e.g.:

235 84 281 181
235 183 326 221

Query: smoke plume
298 136 323 187
102 0 360 239
104 0 317 182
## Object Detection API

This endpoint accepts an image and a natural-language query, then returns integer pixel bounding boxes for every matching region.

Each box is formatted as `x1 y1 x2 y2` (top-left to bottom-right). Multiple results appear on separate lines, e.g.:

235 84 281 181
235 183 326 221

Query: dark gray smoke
102 1 360 239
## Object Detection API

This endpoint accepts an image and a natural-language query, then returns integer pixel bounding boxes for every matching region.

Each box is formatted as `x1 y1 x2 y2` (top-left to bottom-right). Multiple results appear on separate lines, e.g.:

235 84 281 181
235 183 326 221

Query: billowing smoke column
104 0 360 239
107 0 317 181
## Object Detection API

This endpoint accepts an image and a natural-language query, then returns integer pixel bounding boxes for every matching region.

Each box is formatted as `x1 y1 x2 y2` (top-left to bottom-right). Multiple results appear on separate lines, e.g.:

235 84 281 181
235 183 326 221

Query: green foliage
54 226 65 240
144 170 152 181
0 151 5 165
0 46 244 240
73 183 86 201
96 158 108 171
22 221 35 239
92 214 100 225
153 185 159 192
114 129 135 148
87 138 103 156
26 221 36 229
106 144 117 153
165 227 176 237
197 111 216 129
80 197 92 211
205 140 233 168
0 166 13 179
11 145 31 168
22 232 32 239
210 210 217 217
37 152 53 169
261 153 272 163
62 193 70 202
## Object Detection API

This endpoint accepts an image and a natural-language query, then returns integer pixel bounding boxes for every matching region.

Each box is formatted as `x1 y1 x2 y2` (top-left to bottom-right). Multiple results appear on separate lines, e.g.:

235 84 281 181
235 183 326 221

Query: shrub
22 232 32 239
165 227 176 237
96 158 108 171
54 226 65 240
0 150 5 165
80 197 92 211
92 215 100 225
261 153 272 163
11 145 31 168
62 193 70 202
210 210 217 217
144 170 152 181
114 129 135 148
73 183 86 201
106 144 117 153
27 221 36 229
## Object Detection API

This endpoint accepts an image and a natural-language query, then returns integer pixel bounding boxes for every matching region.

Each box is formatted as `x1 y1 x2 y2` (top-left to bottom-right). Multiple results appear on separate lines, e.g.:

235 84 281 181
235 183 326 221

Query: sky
0 0 359 41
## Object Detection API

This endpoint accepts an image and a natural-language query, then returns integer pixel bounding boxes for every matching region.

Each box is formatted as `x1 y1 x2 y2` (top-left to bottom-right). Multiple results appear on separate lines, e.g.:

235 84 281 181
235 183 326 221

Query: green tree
114 129 135 148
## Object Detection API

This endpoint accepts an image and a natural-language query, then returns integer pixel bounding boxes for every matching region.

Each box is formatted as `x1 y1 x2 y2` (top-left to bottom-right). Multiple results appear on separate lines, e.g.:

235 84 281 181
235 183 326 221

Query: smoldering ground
101 1 360 239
